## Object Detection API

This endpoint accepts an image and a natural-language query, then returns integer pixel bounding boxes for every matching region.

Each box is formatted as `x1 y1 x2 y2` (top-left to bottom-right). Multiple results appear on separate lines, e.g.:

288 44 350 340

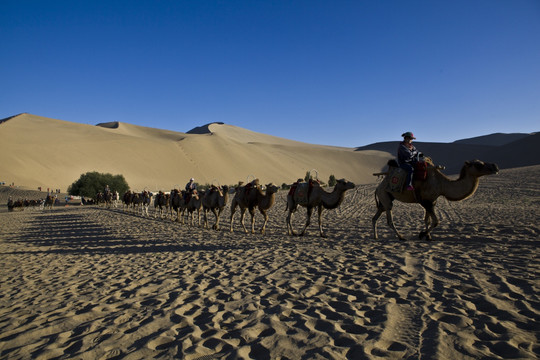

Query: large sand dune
0 165 538 359
0 114 391 192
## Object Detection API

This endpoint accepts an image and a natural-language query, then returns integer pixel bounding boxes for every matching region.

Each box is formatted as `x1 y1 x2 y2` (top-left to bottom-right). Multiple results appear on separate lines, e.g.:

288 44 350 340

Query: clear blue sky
1 1 539 147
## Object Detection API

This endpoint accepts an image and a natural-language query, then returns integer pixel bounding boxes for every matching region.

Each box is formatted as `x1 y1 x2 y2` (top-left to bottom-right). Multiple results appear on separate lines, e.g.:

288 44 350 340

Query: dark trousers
400 162 414 187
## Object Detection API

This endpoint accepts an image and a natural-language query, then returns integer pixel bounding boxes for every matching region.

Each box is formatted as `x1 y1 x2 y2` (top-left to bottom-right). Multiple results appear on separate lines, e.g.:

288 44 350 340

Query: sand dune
0 114 391 192
0 165 538 359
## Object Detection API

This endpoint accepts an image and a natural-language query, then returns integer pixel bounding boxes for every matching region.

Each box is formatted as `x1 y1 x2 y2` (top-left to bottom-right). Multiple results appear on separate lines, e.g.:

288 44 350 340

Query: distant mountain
356 132 540 174
453 132 533 146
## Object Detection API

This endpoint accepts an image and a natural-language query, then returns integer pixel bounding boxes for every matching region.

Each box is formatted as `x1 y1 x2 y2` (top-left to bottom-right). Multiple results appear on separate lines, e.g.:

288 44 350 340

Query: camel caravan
7 197 45 211
4 153 498 240
88 154 499 240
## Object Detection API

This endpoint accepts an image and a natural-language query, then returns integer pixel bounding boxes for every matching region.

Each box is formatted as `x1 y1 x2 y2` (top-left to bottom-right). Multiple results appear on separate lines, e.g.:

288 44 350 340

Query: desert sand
1 165 538 359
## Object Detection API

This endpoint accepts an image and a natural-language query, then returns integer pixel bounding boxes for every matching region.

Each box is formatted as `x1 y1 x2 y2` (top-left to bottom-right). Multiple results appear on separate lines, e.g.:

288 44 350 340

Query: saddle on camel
288 178 321 205
375 155 436 194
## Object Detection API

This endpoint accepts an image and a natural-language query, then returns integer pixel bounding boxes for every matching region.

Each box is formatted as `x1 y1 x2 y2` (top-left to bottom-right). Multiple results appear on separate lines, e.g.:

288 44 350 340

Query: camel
44 194 56 210
202 185 230 230
180 190 202 226
123 190 132 211
130 192 141 214
169 189 185 222
286 179 355 237
372 159 499 241
154 191 170 219
140 190 152 216
103 191 113 209
255 183 279 234
229 179 261 234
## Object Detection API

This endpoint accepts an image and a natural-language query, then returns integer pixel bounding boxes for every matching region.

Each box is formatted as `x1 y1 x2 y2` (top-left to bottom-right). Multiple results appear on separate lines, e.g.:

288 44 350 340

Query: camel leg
299 206 313 236
249 207 256 234
385 209 405 240
286 210 294 235
419 202 438 240
286 205 298 236
212 208 219 230
372 206 384 240
229 202 237 232
239 208 248 233
203 209 209 229
259 209 268 235
317 205 326 237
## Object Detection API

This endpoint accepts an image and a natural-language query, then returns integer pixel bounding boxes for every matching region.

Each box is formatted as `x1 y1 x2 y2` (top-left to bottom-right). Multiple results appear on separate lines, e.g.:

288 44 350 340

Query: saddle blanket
387 167 406 193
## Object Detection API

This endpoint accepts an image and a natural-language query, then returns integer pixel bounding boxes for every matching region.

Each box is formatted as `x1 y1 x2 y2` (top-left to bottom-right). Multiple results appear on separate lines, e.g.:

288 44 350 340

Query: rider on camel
397 132 419 191
185 178 197 202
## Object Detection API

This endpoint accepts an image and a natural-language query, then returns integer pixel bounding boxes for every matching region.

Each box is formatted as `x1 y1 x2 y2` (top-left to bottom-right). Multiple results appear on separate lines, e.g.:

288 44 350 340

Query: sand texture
1 166 539 359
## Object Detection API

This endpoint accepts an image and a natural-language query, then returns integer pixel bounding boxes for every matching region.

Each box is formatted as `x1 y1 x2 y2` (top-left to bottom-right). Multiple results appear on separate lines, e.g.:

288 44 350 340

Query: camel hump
288 182 310 205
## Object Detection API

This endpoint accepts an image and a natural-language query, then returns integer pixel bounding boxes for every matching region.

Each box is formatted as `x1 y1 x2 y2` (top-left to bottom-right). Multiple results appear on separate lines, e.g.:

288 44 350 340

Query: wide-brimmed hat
401 132 416 139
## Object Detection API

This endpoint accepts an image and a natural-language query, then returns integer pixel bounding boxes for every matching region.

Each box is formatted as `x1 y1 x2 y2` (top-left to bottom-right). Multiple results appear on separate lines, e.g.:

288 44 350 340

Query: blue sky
1 1 539 147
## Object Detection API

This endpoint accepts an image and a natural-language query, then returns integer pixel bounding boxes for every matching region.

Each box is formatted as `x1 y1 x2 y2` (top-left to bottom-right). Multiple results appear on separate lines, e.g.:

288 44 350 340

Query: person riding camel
397 132 420 191
185 178 197 202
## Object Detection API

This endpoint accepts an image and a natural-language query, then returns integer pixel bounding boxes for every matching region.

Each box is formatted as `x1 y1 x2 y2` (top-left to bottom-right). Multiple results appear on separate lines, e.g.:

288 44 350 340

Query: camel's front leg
203 209 209 229
300 206 313 236
419 202 438 240
240 208 248 233
249 207 256 234
317 205 326 237
259 209 268 235
212 208 220 230
229 203 237 232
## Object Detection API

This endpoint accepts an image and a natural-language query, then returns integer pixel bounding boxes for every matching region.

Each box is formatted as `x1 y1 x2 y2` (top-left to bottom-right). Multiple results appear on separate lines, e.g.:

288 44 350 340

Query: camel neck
322 186 346 209
439 171 480 201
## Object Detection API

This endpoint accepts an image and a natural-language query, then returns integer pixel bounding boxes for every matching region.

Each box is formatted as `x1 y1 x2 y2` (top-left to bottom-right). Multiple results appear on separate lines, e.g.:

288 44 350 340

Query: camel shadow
3 208 255 255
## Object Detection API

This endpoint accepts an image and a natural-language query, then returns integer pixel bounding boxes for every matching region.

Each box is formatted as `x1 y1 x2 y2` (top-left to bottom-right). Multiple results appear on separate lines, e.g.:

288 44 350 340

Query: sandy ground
0 166 539 359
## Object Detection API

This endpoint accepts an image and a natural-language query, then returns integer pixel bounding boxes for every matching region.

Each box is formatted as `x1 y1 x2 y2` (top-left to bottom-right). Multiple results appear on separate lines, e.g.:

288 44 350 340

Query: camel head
461 160 499 179
265 183 279 194
336 179 355 190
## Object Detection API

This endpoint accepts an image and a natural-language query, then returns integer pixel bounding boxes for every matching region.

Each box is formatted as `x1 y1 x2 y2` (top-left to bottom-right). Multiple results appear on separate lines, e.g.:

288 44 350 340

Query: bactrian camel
372 159 499 240
230 182 279 234
256 183 279 235
169 189 185 222
181 191 202 226
202 185 230 230
229 180 261 234
286 179 355 237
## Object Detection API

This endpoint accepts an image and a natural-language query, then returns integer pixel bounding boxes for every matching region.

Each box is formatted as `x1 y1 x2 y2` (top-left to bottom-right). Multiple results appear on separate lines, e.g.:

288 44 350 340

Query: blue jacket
397 142 418 165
